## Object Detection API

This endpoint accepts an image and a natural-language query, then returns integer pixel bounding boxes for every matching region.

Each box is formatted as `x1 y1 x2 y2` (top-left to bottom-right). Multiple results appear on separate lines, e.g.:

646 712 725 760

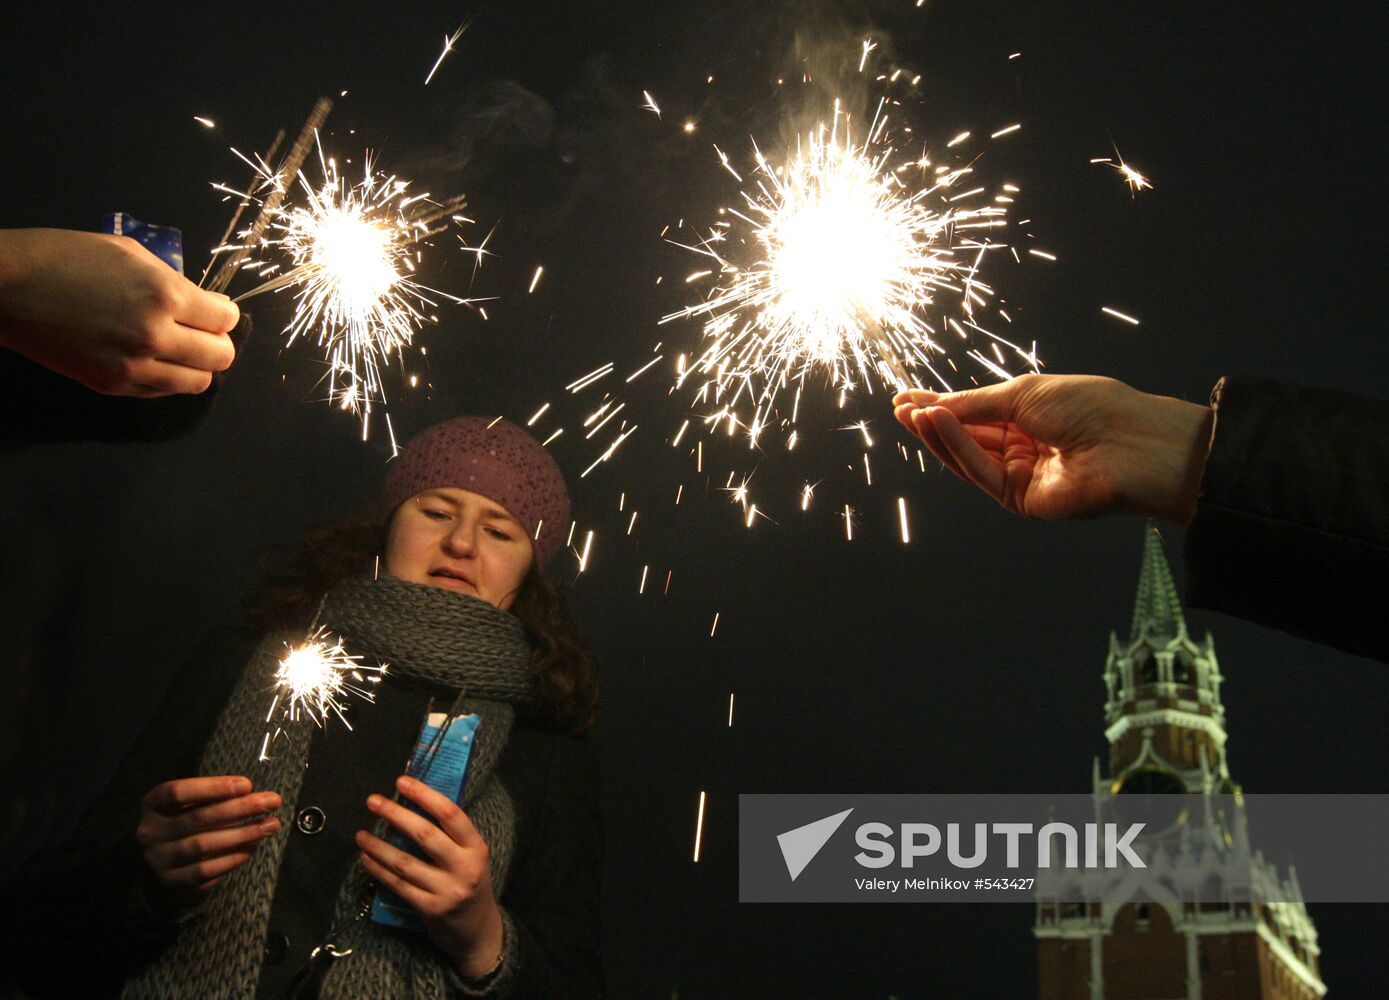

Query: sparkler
662 95 1019 453
221 136 473 428
261 628 387 759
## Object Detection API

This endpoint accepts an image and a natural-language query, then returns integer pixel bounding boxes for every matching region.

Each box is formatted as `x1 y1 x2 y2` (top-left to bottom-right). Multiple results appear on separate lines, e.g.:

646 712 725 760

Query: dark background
2 1 1386 996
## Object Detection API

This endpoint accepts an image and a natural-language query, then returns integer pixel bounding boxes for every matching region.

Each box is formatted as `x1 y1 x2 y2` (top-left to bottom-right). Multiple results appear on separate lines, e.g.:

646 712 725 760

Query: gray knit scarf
123 574 535 1000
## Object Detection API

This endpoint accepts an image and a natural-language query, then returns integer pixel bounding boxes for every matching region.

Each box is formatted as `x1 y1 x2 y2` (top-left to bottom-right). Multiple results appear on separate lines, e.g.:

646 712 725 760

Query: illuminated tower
1034 524 1325 1000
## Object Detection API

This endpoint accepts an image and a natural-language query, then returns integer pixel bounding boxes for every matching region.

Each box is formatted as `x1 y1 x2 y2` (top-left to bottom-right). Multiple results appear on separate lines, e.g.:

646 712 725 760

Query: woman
15 416 603 999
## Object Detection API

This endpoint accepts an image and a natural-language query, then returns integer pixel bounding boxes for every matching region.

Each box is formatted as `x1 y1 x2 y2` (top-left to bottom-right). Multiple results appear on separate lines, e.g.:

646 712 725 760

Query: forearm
0 228 37 346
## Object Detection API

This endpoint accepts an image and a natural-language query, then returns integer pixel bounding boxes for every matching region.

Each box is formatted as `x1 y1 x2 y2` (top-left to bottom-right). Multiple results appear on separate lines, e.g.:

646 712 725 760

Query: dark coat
1184 375 1389 661
12 625 603 999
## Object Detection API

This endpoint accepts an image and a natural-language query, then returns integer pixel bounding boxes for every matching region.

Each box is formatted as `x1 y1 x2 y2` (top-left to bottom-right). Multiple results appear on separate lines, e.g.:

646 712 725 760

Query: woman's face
385 487 535 611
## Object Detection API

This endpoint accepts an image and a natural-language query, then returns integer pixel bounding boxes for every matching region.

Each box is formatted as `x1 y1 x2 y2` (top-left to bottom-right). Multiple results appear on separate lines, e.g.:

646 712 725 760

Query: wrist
1115 392 1214 526
453 904 506 979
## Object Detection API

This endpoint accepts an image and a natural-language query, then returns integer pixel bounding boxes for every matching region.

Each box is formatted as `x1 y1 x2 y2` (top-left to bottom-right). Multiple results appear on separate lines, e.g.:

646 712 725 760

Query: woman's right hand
137 775 282 899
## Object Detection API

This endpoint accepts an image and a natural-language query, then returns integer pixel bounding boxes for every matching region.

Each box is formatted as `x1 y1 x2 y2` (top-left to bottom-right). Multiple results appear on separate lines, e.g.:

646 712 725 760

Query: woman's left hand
357 775 505 978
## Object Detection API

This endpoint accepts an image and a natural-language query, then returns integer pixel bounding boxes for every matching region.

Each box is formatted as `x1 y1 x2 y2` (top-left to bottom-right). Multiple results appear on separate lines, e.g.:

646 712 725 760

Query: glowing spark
693 791 707 862
990 123 1021 139
858 39 877 73
1102 306 1141 326
642 90 662 117
1115 160 1153 194
541 427 563 446
577 530 595 572
194 116 216 129
947 131 971 147
801 483 814 510
526 402 550 426
683 120 697 134
843 504 856 540
265 629 386 752
898 497 911 543
710 612 720 637
566 362 613 392
727 693 736 727
424 21 470 85
528 265 544 293
1028 249 1057 261
639 564 649 593
663 101 1013 447
228 143 471 428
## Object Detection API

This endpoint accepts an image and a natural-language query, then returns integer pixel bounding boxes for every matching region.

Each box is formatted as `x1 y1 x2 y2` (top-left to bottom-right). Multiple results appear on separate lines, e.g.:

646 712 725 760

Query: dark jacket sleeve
451 734 604 999
10 627 252 998
0 314 251 452
1183 375 1389 661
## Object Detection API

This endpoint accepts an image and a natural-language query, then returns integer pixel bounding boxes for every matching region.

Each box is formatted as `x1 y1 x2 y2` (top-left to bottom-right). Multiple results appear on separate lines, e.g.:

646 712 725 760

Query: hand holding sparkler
894 374 1213 524
0 229 239 395
136 775 282 905
356 774 505 980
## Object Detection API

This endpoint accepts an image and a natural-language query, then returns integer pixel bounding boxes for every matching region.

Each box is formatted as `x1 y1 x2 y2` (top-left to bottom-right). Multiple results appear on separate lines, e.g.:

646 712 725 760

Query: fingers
356 830 451 896
157 850 256 889
160 321 237 373
172 283 240 335
365 788 468 869
900 376 1034 425
144 817 280 874
395 775 484 849
116 358 214 396
910 408 966 480
358 845 431 912
160 791 282 840
929 407 1006 501
893 388 939 408
143 776 252 816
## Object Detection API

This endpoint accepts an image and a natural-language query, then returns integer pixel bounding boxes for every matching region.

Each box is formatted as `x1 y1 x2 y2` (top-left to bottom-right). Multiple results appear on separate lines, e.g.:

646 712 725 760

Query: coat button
264 931 289 965
295 806 326 835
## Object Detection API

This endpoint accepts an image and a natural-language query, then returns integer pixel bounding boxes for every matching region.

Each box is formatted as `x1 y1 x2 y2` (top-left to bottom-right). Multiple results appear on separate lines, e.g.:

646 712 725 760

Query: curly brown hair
245 518 599 736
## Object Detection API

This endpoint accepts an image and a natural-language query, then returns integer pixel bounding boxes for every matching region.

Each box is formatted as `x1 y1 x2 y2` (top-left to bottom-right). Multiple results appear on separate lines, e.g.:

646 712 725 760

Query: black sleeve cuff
1184 375 1389 660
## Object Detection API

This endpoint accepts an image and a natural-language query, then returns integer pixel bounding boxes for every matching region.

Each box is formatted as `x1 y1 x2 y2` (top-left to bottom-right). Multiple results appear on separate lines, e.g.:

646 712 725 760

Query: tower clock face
1110 766 1189 835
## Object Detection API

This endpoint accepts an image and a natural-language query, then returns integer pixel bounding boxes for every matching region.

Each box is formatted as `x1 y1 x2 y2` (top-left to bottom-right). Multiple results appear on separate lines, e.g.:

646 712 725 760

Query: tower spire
1129 521 1186 641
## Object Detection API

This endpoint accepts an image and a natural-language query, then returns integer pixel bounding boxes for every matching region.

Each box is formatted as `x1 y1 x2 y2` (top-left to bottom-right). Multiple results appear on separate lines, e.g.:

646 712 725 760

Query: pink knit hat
382 416 570 565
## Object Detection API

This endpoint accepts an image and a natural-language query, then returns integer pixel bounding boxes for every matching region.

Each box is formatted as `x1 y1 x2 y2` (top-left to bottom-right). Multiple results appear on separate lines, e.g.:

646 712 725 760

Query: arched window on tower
1138 652 1158 686
1173 655 1194 685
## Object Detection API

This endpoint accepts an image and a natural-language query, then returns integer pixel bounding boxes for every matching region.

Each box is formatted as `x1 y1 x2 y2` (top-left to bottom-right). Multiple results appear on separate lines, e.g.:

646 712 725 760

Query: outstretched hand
357 775 505 980
893 373 1213 524
0 228 239 396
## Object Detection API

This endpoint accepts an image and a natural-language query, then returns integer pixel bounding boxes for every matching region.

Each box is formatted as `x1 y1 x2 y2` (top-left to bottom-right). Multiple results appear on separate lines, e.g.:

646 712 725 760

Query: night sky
3 2 1386 996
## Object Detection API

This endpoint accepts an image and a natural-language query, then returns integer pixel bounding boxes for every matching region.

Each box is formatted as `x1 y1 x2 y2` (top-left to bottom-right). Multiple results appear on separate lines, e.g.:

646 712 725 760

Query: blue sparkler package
370 711 481 932
100 212 184 274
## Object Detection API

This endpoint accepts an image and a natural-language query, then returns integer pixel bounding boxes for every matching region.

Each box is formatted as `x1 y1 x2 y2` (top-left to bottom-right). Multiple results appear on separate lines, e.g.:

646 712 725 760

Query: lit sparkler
261 628 387 759
223 139 474 428
662 96 1019 453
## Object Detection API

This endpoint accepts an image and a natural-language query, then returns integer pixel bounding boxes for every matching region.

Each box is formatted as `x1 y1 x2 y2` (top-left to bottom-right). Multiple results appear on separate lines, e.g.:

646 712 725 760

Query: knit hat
382 416 570 565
